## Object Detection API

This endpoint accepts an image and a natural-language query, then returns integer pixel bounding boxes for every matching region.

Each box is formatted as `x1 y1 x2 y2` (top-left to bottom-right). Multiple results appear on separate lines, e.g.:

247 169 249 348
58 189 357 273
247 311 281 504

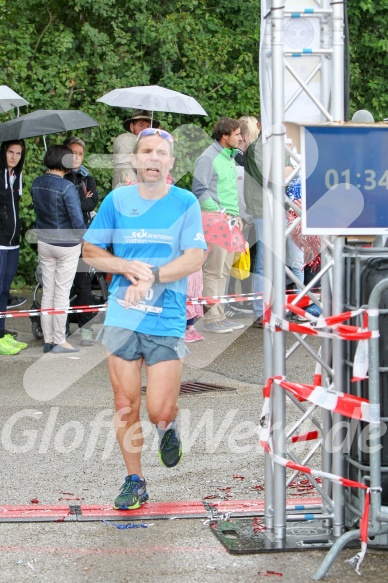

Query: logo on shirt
123 229 174 244
194 232 205 242
130 208 139 216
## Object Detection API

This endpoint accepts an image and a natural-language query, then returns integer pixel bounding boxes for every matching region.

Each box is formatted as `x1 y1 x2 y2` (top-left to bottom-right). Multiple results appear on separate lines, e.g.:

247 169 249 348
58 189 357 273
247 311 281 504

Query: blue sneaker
203 320 233 334
158 427 183 468
220 318 244 330
224 306 246 319
297 303 322 321
306 304 322 317
113 474 149 510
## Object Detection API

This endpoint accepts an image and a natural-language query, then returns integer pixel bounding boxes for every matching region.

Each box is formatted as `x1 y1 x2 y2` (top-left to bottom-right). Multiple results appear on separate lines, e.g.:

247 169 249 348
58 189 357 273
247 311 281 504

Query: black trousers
72 259 95 328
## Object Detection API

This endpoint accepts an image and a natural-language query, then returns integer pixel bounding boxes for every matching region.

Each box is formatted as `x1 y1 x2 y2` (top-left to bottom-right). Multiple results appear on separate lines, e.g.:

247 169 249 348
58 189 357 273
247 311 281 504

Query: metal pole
263 143 275 529
320 244 334 512
271 0 287 541
320 0 332 118
331 0 345 121
330 0 346 537
331 239 346 536
263 2 275 530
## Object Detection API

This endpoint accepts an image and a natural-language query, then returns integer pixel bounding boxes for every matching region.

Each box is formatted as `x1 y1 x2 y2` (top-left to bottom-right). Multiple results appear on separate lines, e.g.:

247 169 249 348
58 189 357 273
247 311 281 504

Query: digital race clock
301 125 388 234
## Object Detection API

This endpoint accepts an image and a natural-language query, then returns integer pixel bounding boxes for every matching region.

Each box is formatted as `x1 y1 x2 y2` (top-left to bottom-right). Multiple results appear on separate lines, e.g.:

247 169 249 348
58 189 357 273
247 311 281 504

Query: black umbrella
0 109 99 142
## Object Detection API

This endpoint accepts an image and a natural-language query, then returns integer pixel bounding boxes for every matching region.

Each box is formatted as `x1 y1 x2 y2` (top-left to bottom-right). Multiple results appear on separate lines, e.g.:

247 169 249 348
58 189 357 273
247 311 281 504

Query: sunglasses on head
136 128 174 142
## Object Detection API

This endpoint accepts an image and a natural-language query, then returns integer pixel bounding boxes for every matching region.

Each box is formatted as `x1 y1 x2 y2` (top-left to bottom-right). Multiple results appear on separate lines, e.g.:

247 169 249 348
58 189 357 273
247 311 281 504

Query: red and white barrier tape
260 376 373 574
266 307 379 342
0 291 310 319
187 291 310 307
1 304 108 319
270 376 375 422
288 430 319 444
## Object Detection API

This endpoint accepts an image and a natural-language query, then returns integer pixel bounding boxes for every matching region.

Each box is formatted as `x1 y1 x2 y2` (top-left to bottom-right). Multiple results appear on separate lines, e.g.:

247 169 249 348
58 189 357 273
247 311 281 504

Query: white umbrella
97 85 208 117
0 85 29 114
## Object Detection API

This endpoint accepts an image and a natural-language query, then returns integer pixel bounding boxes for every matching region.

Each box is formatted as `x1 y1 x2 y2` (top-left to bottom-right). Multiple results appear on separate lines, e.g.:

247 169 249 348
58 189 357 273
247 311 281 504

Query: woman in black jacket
63 136 99 346
0 139 28 354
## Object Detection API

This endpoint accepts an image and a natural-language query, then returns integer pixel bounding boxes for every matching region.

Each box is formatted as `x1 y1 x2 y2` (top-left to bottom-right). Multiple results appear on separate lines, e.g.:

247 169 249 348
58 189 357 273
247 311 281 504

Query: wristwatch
150 266 160 285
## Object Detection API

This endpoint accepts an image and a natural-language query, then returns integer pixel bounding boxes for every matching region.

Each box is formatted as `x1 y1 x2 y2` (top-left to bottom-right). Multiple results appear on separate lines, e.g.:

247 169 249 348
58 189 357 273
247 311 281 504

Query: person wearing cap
112 109 160 189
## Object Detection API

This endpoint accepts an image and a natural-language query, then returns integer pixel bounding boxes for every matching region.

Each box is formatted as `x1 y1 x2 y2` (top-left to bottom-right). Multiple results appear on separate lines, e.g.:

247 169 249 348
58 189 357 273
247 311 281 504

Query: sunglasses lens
138 128 173 142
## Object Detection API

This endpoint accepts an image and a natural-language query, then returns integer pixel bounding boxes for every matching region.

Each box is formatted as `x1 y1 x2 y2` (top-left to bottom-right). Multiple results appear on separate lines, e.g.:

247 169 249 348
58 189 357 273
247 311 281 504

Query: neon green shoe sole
113 475 149 510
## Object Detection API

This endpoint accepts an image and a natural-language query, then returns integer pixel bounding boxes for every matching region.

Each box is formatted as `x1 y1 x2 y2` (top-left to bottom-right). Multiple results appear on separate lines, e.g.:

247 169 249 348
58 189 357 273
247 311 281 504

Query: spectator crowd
0 110 315 355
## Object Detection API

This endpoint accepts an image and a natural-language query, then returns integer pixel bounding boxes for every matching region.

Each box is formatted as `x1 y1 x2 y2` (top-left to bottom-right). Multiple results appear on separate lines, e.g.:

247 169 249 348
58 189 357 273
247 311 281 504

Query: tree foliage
0 0 261 284
347 0 388 118
0 0 386 284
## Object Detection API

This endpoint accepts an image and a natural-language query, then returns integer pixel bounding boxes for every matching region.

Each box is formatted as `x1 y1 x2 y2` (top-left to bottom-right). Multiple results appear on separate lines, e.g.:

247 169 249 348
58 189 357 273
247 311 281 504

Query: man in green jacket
192 117 244 334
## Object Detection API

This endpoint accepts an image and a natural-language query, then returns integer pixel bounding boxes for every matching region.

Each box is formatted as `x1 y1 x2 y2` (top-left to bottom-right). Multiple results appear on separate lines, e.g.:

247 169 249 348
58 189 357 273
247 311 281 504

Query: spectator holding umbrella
0 139 29 355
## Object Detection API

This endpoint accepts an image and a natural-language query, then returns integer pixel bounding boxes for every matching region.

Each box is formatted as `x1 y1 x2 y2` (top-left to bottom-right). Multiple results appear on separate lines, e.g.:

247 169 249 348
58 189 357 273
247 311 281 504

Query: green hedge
0 0 385 285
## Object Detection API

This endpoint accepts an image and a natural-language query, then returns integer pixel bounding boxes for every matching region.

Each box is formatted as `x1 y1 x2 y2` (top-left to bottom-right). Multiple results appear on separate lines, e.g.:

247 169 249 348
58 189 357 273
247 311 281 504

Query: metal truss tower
259 0 350 577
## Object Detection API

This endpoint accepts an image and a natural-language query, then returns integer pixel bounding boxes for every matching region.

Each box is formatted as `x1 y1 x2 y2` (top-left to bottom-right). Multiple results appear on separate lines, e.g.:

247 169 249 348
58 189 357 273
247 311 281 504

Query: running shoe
224 306 246 320
297 304 322 321
0 337 21 355
158 427 183 468
4 329 18 338
113 474 149 510
184 328 205 343
3 334 28 350
203 321 233 334
232 301 254 313
306 304 322 317
80 328 94 346
220 318 244 330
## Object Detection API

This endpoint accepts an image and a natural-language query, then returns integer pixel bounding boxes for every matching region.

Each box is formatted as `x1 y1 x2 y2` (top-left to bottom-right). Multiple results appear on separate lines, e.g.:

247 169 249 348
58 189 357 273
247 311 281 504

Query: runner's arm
82 241 153 285
152 247 205 285
123 247 205 307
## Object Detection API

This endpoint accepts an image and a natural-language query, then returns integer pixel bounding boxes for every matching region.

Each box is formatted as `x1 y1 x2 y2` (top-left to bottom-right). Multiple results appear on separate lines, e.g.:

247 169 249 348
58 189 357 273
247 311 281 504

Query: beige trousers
202 244 234 323
38 241 81 345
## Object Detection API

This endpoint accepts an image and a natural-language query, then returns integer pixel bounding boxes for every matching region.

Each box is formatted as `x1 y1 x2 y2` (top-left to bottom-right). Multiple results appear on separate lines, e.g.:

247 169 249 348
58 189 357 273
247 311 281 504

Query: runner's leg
145 359 183 426
108 354 144 477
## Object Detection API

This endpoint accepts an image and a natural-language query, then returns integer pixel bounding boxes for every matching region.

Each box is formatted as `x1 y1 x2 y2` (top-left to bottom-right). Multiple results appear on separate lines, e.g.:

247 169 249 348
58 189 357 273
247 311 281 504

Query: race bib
116 285 165 314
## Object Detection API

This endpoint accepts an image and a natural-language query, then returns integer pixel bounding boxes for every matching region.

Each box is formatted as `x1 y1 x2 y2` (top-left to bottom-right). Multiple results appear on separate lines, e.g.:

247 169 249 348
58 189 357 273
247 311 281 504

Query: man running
82 128 206 509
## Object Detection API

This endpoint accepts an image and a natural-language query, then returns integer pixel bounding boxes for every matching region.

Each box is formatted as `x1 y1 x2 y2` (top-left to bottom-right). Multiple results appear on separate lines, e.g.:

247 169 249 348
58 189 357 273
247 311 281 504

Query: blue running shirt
83 185 207 337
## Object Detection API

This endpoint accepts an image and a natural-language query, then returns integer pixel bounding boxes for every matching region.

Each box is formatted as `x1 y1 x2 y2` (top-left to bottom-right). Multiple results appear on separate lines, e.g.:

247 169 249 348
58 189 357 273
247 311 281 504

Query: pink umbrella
202 212 246 253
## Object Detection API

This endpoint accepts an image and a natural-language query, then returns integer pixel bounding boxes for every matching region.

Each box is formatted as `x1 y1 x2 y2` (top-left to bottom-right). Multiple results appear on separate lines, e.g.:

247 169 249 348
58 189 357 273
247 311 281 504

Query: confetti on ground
102 520 148 530
253 517 267 533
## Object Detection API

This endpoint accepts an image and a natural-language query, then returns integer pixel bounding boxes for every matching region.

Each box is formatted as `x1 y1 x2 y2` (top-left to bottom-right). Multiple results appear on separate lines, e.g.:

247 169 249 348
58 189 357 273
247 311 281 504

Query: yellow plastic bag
230 243 250 280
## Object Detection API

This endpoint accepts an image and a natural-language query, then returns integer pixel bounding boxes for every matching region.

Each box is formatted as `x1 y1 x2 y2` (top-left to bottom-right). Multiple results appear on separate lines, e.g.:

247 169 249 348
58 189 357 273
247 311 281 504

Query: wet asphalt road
0 295 387 582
